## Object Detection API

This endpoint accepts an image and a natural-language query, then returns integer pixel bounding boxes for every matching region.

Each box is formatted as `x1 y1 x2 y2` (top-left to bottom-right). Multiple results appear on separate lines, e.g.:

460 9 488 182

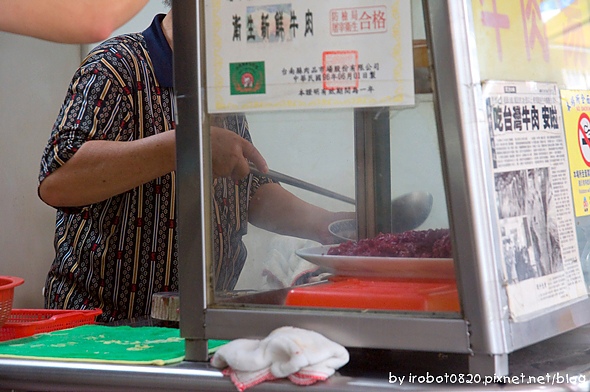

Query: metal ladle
389 190 434 233
249 163 434 233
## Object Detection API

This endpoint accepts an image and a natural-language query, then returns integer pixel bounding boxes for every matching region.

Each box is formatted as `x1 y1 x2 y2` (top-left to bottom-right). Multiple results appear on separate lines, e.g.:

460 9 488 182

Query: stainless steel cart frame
173 0 590 376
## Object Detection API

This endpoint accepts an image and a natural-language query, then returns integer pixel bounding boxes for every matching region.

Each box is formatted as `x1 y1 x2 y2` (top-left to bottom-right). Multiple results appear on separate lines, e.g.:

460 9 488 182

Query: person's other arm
0 0 149 43
248 182 354 245
39 126 267 207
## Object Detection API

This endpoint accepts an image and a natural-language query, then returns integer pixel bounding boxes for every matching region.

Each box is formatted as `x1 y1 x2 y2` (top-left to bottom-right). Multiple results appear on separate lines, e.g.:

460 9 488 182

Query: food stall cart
2 0 590 390
175 0 590 379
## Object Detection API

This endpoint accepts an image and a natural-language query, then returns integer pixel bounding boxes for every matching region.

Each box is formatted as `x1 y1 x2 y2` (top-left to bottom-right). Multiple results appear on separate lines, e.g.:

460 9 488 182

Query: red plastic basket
0 276 25 328
0 309 103 342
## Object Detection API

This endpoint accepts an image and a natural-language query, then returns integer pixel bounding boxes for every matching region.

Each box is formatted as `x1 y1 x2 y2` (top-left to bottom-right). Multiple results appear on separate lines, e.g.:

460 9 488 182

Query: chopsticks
249 163 355 205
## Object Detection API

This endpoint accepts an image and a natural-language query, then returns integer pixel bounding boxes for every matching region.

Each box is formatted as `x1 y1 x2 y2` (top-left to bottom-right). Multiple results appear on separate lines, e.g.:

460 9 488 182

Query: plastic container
285 277 460 312
0 309 103 342
0 276 25 328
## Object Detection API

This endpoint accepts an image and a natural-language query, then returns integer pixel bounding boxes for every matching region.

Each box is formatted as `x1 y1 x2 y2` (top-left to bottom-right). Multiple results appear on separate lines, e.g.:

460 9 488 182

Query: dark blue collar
143 14 173 88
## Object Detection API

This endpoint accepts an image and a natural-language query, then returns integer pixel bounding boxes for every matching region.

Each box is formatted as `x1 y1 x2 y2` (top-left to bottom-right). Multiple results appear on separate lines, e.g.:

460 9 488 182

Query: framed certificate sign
204 0 415 113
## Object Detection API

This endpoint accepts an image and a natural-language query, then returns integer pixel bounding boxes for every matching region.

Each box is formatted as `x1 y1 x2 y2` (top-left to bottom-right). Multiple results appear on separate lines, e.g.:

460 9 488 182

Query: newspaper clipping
482 80 587 319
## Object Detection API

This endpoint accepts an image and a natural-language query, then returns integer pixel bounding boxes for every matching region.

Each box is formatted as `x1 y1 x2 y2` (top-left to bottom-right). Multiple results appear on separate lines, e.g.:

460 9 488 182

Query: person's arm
0 0 149 43
248 182 355 245
39 126 268 208
39 130 176 207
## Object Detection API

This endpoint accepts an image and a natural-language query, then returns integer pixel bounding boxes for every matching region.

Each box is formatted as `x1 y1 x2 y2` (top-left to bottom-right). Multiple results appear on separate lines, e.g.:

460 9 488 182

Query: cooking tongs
249 163 355 205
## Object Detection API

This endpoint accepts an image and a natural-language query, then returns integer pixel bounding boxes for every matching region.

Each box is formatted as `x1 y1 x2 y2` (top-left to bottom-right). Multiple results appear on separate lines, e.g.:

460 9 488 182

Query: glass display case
173 0 590 376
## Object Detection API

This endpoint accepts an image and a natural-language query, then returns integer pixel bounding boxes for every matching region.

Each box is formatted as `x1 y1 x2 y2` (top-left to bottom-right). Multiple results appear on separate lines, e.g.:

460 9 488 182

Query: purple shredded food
327 229 452 258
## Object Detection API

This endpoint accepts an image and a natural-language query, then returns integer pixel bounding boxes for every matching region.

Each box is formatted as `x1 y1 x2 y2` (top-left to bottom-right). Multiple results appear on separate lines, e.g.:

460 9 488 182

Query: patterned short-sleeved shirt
39 15 270 322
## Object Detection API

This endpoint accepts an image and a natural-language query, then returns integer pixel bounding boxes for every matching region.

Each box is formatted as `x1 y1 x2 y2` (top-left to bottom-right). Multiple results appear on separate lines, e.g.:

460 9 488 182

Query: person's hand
210 126 268 180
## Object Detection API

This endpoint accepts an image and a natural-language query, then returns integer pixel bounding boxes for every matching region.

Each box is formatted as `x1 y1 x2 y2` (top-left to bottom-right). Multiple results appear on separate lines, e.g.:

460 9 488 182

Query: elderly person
38 1 350 322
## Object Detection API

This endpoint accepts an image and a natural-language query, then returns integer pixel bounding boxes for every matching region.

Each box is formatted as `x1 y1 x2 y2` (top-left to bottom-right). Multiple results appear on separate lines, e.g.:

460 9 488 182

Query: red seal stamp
322 50 359 91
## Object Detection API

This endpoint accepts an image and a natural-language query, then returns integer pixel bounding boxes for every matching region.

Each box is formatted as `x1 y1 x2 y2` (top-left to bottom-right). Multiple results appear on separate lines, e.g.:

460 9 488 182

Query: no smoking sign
578 112 590 166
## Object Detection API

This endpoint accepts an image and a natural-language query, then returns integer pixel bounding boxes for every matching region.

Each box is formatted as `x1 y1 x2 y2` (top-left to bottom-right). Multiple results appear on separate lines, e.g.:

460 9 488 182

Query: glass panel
240 109 356 291
471 0 590 292
207 0 457 316
390 96 450 227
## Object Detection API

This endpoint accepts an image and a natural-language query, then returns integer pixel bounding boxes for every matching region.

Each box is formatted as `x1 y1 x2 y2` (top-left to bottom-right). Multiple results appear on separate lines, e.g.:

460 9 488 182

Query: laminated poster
204 0 414 113
561 90 590 218
482 80 587 319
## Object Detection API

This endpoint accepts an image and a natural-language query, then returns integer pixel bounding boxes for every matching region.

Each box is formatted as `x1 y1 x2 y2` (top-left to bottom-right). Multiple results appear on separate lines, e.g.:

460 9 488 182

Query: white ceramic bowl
328 219 357 242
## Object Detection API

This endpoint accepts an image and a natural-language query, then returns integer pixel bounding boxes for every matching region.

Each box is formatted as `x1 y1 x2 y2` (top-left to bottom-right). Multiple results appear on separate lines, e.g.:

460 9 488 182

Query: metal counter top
2 322 590 391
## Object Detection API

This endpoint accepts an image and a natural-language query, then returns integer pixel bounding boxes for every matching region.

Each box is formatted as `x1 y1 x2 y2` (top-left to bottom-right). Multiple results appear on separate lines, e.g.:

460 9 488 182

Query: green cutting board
0 325 227 366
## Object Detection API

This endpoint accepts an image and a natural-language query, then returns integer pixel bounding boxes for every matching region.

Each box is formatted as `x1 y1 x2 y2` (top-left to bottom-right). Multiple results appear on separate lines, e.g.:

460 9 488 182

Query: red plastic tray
0 309 103 342
286 277 460 312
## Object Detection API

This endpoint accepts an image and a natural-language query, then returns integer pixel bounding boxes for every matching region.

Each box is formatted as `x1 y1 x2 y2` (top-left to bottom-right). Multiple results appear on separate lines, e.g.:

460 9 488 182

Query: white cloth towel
210 326 350 391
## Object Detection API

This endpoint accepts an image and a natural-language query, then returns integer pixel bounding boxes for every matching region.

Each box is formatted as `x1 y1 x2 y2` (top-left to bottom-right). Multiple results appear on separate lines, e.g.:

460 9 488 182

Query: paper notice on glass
204 0 414 113
482 80 587 319
560 90 590 218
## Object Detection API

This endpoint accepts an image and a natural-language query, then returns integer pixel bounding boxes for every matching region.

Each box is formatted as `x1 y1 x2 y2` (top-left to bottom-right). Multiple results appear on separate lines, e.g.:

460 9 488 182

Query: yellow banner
472 0 590 85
